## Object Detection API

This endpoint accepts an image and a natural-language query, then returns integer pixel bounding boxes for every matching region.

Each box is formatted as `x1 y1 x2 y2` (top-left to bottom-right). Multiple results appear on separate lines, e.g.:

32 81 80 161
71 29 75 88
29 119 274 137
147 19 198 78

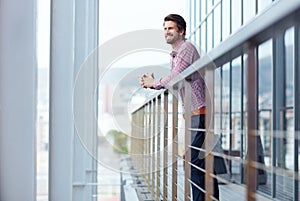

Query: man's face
164 21 183 45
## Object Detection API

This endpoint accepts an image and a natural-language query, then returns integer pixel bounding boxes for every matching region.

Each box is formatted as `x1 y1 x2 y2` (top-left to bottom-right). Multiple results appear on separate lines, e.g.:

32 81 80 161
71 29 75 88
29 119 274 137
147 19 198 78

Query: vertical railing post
205 68 216 201
152 99 156 198
184 80 192 201
145 103 148 185
157 95 161 200
246 43 258 201
131 111 135 168
148 102 152 189
140 105 147 179
163 91 169 201
140 106 145 174
147 103 151 187
172 86 179 201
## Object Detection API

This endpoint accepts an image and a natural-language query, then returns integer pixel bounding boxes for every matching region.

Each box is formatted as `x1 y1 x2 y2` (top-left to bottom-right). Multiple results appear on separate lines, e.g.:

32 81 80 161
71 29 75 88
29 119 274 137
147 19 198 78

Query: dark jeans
190 114 219 201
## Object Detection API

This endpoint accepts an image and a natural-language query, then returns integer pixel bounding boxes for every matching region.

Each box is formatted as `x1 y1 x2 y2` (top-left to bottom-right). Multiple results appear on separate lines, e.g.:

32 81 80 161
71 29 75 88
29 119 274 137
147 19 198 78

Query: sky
99 0 187 68
99 0 187 44
37 0 187 68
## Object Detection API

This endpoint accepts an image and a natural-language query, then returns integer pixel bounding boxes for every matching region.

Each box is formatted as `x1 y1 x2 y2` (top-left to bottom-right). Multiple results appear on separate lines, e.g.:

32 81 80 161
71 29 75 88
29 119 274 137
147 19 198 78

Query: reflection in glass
231 0 241 33
201 21 207 52
214 67 222 136
231 57 242 150
284 27 295 170
221 63 230 151
207 14 213 52
257 39 273 196
258 39 273 164
258 0 273 13
243 0 256 25
214 3 221 47
222 0 230 41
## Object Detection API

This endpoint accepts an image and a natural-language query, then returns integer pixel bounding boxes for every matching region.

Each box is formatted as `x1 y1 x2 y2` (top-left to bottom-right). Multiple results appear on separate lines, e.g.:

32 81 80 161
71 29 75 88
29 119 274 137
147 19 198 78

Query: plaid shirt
153 40 205 112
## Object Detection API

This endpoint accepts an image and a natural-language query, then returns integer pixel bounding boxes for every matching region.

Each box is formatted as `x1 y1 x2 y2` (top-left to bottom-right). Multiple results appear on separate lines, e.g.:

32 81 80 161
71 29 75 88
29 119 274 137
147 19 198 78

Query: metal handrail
130 1 300 200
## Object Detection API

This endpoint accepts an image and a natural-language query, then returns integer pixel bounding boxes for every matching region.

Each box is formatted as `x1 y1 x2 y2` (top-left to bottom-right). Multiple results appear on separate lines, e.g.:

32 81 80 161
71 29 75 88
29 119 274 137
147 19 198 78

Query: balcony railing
129 0 300 200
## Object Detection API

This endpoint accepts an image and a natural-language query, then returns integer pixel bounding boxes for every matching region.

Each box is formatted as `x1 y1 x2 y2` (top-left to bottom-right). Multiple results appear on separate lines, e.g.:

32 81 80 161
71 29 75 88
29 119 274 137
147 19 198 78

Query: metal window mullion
240 54 245 184
293 24 300 201
172 86 179 201
255 0 258 15
241 0 244 26
229 60 233 178
272 31 286 198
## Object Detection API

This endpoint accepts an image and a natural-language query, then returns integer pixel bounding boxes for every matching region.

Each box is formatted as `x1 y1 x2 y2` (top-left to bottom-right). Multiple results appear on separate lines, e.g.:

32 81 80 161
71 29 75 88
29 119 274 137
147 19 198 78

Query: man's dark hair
164 14 186 37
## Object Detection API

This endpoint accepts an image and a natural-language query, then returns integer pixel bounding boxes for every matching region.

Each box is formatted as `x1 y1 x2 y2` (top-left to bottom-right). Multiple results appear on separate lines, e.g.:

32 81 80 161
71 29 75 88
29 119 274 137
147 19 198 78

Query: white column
72 0 89 200
0 0 37 200
87 1 99 200
73 0 99 200
49 0 75 200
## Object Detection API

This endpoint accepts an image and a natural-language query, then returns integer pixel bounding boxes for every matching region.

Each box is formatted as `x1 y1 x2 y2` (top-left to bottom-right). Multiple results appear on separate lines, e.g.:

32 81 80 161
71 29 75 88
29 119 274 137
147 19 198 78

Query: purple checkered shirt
153 40 206 113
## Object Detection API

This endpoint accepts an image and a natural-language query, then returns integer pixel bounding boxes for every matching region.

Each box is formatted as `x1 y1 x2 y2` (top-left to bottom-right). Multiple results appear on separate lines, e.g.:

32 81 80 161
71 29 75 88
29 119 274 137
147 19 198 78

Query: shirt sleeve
153 48 195 90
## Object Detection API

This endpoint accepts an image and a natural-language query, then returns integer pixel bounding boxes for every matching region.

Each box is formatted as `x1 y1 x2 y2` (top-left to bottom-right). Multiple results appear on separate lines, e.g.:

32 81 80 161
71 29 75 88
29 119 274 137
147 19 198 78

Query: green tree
106 129 129 153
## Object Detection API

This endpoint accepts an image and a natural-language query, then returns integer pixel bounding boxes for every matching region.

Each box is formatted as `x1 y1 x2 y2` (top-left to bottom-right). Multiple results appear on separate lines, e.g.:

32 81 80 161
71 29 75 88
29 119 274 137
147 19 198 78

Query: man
139 14 219 200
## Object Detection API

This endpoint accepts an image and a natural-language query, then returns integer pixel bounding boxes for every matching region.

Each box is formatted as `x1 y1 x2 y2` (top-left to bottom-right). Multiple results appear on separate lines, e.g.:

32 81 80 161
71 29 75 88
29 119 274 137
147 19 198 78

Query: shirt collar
170 40 185 58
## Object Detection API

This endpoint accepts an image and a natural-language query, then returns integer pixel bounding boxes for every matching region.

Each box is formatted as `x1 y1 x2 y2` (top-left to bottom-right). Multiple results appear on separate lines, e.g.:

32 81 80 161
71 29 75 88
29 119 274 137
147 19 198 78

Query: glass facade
130 0 300 200
186 0 299 200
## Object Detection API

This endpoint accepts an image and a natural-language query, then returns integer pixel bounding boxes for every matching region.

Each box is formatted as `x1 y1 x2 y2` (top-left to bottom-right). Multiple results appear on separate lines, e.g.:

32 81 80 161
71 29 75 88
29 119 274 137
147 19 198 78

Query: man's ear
179 29 184 36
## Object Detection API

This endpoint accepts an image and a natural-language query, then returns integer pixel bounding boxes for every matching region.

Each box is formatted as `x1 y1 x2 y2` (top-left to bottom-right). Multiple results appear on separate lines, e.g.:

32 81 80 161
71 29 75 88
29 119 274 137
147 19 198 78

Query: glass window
243 0 256 25
257 39 273 195
222 0 231 40
190 0 196 36
214 3 221 47
201 0 207 21
285 27 294 108
201 21 207 52
207 14 213 51
37 0 50 200
214 67 222 135
258 39 273 162
232 0 242 33
284 27 295 171
258 0 273 13
221 63 230 150
195 0 200 25
231 57 242 150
